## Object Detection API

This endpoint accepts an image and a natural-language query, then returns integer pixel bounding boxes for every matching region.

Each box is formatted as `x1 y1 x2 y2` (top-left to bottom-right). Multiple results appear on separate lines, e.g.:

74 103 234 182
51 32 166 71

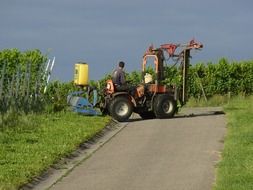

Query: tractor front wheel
109 96 133 122
154 95 177 119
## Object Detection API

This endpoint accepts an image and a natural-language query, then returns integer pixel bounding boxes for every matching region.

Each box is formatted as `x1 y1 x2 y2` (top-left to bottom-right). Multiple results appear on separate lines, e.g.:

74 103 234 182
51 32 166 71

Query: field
0 112 110 190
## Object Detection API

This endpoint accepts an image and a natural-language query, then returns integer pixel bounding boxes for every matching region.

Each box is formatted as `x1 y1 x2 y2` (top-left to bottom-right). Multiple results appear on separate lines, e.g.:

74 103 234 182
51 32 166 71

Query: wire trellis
0 58 55 118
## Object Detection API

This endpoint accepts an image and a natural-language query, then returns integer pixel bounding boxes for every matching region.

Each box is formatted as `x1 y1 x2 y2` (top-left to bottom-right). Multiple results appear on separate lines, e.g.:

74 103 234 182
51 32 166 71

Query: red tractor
101 39 203 122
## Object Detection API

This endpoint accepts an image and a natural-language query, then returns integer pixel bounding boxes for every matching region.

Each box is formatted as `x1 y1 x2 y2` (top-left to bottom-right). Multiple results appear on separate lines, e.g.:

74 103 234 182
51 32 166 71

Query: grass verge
186 95 230 107
0 112 110 190
213 96 253 190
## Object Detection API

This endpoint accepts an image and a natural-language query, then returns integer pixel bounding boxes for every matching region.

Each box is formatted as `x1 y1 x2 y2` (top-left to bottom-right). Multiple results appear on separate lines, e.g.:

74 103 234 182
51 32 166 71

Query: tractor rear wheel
109 96 133 122
154 95 177 118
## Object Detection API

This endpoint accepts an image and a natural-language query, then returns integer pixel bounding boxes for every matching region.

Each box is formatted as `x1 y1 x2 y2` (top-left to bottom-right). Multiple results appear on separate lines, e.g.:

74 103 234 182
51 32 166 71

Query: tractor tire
153 95 177 119
109 96 133 122
139 111 156 119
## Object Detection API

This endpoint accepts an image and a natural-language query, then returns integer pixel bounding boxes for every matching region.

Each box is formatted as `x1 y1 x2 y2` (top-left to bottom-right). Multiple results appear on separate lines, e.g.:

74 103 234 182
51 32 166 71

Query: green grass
0 112 110 190
213 96 253 190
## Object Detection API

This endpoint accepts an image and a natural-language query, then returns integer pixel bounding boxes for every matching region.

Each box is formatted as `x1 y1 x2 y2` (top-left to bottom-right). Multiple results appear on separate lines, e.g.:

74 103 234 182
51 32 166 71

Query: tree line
1 49 252 121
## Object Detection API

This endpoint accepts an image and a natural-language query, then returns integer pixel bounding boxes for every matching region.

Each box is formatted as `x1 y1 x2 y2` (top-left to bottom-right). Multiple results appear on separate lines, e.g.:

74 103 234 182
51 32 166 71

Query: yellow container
74 62 89 86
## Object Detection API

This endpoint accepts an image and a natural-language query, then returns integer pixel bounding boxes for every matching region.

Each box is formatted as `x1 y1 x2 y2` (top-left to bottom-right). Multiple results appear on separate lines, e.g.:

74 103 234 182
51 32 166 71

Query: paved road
50 108 226 190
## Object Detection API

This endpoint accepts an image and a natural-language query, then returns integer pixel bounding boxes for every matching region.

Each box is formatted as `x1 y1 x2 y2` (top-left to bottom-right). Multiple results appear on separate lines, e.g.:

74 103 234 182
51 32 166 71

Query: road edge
22 120 128 190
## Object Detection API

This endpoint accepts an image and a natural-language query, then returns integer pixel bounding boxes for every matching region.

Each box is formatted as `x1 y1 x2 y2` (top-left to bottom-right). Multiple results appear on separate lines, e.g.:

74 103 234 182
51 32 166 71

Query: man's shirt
112 67 126 86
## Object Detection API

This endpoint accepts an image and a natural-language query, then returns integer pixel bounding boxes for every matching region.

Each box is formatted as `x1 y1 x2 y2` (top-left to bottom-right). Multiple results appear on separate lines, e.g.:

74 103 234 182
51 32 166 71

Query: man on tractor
112 61 136 96
112 61 127 91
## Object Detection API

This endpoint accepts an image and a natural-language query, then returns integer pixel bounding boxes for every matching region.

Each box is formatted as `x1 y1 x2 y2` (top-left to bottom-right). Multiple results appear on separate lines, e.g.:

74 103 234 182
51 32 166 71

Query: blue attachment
67 90 101 116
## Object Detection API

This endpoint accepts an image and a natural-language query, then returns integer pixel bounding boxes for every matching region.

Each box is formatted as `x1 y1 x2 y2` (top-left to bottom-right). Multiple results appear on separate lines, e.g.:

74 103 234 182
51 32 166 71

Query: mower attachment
67 90 101 116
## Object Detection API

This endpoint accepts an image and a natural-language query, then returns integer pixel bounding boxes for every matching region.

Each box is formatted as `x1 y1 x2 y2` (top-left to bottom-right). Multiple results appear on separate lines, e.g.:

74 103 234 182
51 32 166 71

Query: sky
1 0 253 81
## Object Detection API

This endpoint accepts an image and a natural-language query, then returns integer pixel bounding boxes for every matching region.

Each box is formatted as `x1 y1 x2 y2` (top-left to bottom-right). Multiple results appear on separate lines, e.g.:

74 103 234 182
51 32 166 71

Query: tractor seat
106 79 129 94
106 80 115 94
